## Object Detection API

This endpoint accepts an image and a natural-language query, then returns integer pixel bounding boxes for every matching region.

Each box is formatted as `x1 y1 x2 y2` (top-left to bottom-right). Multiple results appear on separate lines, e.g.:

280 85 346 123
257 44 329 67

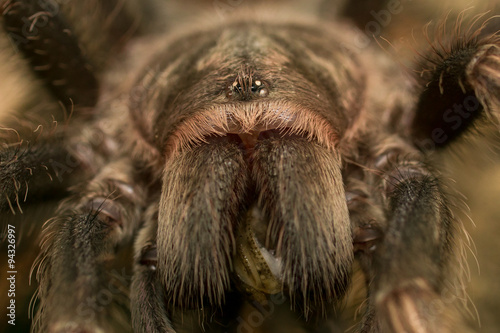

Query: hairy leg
34 158 145 333
131 204 174 333
356 159 470 333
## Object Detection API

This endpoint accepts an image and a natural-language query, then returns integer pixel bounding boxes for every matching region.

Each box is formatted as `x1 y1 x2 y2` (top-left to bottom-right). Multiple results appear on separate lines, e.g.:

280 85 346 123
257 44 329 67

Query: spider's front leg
358 17 500 333
131 205 174 333
34 158 145 333
356 158 470 333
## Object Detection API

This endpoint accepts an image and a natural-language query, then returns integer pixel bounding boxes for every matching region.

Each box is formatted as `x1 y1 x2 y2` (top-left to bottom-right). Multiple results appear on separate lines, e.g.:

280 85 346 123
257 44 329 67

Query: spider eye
225 79 269 99
251 80 269 97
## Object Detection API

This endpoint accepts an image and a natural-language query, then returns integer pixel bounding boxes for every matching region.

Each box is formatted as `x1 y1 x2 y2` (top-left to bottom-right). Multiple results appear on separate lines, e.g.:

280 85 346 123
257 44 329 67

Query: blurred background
0 0 499 332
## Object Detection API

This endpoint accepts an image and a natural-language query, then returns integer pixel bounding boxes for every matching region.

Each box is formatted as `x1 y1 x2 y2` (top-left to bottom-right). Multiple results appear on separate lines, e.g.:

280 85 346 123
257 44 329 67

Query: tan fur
167 100 338 156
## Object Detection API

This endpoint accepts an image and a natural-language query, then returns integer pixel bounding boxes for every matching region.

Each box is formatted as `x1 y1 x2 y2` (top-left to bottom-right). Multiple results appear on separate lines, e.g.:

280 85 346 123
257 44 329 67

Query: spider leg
358 162 470 333
1 0 98 108
1 0 142 109
467 41 500 118
0 118 118 215
411 20 500 150
34 158 145 333
131 204 175 333
0 137 83 213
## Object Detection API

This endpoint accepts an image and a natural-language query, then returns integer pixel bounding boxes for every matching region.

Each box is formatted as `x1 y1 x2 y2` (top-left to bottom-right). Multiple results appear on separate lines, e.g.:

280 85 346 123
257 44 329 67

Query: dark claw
139 245 158 270
353 223 383 253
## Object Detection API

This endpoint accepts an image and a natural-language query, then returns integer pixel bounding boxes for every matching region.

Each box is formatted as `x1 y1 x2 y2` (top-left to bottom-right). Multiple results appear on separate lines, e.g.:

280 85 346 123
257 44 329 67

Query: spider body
0 0 499 332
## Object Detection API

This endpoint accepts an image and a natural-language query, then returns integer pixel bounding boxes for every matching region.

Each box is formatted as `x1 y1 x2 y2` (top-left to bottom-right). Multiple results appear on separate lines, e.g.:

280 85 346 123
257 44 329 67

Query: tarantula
1 0 499 332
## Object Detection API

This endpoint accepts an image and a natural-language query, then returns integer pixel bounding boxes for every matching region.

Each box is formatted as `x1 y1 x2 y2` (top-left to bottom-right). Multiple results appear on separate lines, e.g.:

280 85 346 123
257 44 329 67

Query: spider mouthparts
232 131 261 150
227 128 297 151
166 101 338 156
233 205 283 303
